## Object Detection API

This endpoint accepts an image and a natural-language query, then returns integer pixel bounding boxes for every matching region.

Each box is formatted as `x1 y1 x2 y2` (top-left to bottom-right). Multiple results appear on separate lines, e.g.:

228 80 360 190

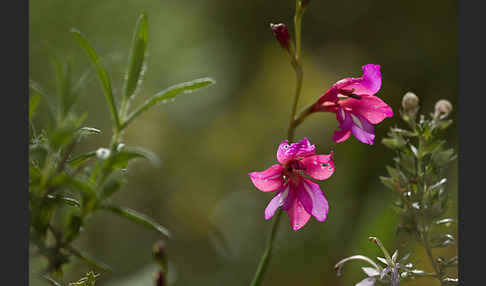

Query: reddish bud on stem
270 23 291 51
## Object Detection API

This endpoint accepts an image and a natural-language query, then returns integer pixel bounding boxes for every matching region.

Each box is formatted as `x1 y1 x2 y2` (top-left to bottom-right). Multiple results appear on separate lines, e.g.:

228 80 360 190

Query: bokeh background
29 0 457 285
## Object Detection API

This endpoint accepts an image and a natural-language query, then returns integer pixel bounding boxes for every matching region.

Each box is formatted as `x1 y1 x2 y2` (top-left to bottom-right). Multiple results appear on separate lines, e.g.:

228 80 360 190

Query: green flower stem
422 229 441 280
250 209 283 286
251 3 307 286
412 120 443 284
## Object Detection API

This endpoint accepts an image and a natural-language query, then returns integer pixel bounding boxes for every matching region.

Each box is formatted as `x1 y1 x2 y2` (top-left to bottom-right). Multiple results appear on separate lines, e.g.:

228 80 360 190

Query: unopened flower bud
299 0 311 8
434 99 453 119
153 240 167 271
401 92 419 116
270 23 291 51
154 271 166 286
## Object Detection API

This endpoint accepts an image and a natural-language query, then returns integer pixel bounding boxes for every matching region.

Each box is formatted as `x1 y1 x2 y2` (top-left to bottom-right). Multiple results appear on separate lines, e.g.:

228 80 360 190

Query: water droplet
373 105 379 109
313 161 318 165
328 166 333 170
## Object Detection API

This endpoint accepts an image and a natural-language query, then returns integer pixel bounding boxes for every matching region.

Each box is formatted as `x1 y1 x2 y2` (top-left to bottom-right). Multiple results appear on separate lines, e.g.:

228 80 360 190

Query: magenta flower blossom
313 64 393 145
249 138 335 231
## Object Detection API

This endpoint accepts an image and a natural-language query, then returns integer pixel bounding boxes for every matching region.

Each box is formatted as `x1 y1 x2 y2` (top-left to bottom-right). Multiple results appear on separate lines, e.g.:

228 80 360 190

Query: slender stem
287 63 303 142
250 3 307 286
250 210 283 286
422 230 441 279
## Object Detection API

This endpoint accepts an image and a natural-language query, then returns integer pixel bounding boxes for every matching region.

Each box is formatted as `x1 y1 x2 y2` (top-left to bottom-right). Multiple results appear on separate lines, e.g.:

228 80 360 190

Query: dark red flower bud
300 0 311 8
153 240 167 271
154 271 166 286
270 23 291 50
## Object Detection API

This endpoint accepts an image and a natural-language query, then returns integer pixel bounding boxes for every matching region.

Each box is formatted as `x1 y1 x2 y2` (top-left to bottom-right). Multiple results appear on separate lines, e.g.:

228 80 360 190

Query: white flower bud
434 99 453 119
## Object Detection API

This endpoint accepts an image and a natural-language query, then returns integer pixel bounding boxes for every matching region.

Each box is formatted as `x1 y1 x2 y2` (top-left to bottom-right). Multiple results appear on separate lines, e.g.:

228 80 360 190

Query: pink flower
248 138 335 231
313 64 393 145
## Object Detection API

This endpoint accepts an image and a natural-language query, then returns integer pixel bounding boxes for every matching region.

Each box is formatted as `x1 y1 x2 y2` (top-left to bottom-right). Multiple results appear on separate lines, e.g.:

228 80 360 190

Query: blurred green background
29 0 457 285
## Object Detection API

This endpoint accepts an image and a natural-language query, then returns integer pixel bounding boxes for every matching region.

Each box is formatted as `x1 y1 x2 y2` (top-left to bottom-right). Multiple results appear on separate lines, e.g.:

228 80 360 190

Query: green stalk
250 210 283 286
250 2 307 285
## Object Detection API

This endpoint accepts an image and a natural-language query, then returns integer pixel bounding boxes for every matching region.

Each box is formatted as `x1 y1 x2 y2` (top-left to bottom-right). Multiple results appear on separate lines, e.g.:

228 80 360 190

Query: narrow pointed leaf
43 275 62 286
29 92 41 120
46 194 81 208
123 12 148 99
102 146 160 174
29 80 56 123
68 151 97 169
71 29 120 130
99 204 170 237
122 77 215 128
100 176 126 200
67 246 111 273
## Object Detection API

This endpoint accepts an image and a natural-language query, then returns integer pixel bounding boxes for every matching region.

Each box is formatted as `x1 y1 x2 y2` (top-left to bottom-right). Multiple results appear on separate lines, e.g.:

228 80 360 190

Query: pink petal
296 178 329 222
349 113 375 145
248 164 283 192
336 64 382 96
276 138 316 164
332 129 351 143
264 184 293 219
339 95 393 124
301 153 335 180
287 198 311 231
316 86 340 107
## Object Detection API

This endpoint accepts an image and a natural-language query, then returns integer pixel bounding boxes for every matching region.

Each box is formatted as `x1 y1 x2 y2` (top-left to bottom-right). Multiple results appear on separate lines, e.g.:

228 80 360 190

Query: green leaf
434 218 454 225
46 194 81 208
68 271 100 286
29 80 56 124
123 12 148 99
432 148 456 166
71 29 120 130
99 204 170 237
102 146 160 173
419 140 445 159
122 77 215 128
390 128 418 137
67 247 111 274
441 277 458 285
49 125 78 150
29 92 41 120
68 151 97 169
100 176 126 200
43 275 63 286
380 176 396 191
430 234 455 248
55 59 74 118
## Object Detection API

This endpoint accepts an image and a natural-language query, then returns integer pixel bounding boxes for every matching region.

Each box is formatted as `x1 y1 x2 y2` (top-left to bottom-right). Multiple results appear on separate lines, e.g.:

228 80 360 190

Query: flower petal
332 109 353 143
336 64 382 96
355 277 377 286
248 164 283 192
276 138 316 164
265 184 290 219
316 86 340 107
333 129 351 143
339 95 393 124
349 113 375 145
287 198 311 231
296 178 329 222
301 153 335 180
